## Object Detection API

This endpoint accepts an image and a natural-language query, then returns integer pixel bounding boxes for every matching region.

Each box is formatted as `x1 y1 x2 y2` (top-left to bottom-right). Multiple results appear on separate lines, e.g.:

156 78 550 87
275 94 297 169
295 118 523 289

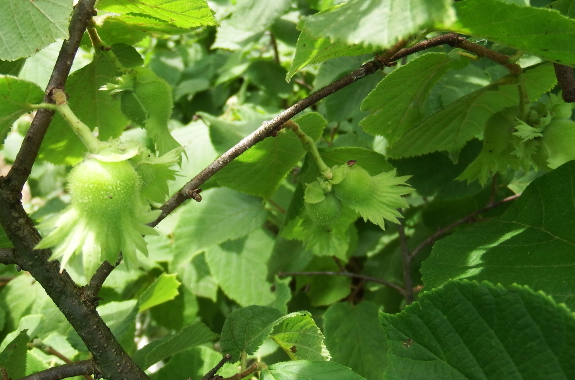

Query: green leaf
138 273 181 312
173 188 267 258
110 43 144 68
246 60 292 97
201 111 274 154
0 275 46 334
96 0 216 29
220 306 283 362
0 330 29 380
153 346 238 380
387 62 557 158
261 361 366 380
39 54 128 164
323 302 387 380
205 229 277 307
132 322 216 370
230 0 291 33
214 113 326 198
0 76 44 146
360 53 468 143
452 0 575 66
301 0 455 49
422 161 575 309
380 280 575 379
270 312 330 361
0 0 72 61
287 30 376 81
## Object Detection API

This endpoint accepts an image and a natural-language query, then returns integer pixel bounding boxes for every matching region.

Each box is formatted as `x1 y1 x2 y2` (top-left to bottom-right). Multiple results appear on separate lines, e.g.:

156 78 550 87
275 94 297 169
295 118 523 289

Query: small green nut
69 158 141 220
334 163 372 207
305 192 342 226
542 118 575 169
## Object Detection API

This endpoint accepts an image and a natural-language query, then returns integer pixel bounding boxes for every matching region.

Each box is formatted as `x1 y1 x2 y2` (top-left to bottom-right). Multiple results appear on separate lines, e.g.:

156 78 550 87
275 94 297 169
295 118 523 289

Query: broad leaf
39 54 128 164
452 0 575 66
214 113 326 198
270 312 330 361
173 188 267 258
230 0 291 33
323 302 387 380
301 0 455 49
205 229 276 307
0 330 29 380
387 62 556 158
220 305 283 362
0 76 44 145
132 322 216 370
261 361 366 380
380 280 575 379
138 273 181 312
422 161 575 309
0 0 71 61
96 0 216 29
360 53 468 143
287 31 376 81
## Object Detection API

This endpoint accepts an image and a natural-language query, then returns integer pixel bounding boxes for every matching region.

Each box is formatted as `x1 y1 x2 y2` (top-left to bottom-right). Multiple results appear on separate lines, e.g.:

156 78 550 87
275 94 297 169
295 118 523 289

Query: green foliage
2 0 575 379
380 280 575 379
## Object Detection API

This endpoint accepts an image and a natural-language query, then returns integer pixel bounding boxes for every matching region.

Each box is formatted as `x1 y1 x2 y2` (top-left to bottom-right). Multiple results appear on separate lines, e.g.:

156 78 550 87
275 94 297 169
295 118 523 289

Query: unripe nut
69 159 140 220
305 193 342 226
334 164 372 207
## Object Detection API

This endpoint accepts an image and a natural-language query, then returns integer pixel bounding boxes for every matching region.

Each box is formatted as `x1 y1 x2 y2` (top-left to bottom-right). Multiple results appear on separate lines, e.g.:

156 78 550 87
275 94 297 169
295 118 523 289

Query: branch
553 63 575 103
5 0 97 193
409 194 520 260
278 271 406 295
18 360 95 380
388 32 521 76
0 248 16 265
150 58 385 226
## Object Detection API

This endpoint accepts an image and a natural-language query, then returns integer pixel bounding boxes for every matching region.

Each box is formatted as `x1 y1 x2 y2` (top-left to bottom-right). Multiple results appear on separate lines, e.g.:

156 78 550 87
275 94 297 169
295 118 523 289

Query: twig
397 217 413 304
201 354 231 380
84 261 115 299
388 33 521 76
30 342 93 380
553 63 575 103
409 194 520 260
278 271 405 295
18 360 95 380
150 54 387 227
6 0 98 193
223 361 261 380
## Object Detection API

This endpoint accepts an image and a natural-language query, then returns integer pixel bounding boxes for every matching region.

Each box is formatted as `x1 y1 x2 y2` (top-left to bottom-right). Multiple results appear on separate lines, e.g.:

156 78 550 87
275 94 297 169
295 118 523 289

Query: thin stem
87 25 126 73
223 361 263 380
517 73 530 122
409 194 520 260
51 89 101 153
279 271 405 296
201 354 231 380
5 0 97 193
284 120 332 179
397 217 413 305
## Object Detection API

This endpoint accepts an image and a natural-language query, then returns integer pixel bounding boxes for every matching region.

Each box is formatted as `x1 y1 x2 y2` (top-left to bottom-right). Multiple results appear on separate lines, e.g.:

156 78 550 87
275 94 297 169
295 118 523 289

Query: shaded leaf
380 280 575 379
422 161 575 309
214 113 326 198
324 302 387 380
220 305 283 362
